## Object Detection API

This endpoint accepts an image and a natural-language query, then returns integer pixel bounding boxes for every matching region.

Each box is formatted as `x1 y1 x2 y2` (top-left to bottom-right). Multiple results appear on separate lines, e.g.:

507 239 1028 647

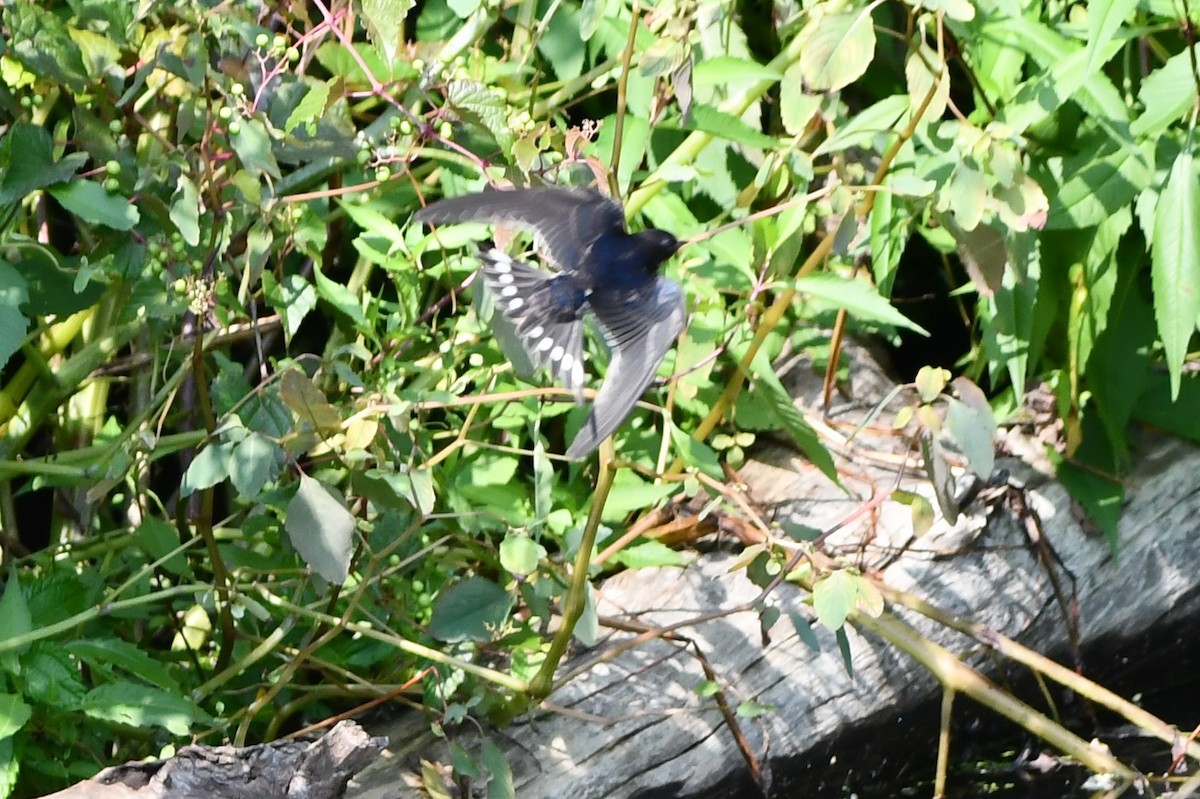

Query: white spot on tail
561 353 574 372
489 259 511 274
572 362 584 386
550 345 564 361
496 272 514 285
502 285 518 297
527 325 544 339
538 337 554 352
508 297 524 311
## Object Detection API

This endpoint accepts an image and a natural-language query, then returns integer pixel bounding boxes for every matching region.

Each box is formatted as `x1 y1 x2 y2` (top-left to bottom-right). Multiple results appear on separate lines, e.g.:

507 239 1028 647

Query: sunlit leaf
286 474 355 583
1151 151 1200 399
799 9 876 92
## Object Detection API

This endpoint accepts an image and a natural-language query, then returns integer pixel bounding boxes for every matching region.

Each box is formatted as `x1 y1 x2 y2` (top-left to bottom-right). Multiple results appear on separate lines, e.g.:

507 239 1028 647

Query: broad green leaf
740 350 839 484
79 682 199 736
609 540 686 569
339 198 405 248
670 425 723 480
284 80 332 134
445 80 513 155
499 534 545 576
0 573 31 662
179 440 235 497
813 94 907 158
230 117 282 179
312 263 368 327
1151 151 1200 400
49 181 139 230
693 56 782 86
428 576 511 642
230 433 280 498
134 517 189 576
799 9 876 92
788 611 821 651
0 695 32 740
795 273 929 334
0 122 87 204
905 43 948 123
286 474 355 583
1085 0 1138 77
360 0 414 61
920 431 958 525
780 64 821 136
1132 52 1196 137
1053 452 1122 554
812 570 857 630
170 175 201 246
945 398 995 479
482 737 515 799
1045 145 1153 231
0 260 29 373
684 104 778 150
66 638 181 692
601 470 679 523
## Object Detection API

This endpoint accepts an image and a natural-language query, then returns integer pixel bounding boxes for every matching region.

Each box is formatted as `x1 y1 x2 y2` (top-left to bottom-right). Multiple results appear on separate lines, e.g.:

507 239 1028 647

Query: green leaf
788 611 821 651
499 534 545 576
0 573 32 659
1044 145 1153 231
795 273 929 334
683 104 778 150
170 175 201 246
609 540 686 569
313 263 368 327
670 425 723 480
920 431 958 525
0 695 32 740
601 470 679 523
0 260 30 373
1084 0 1138 77
0 122 86 205
482 737 515 799
230 433 280 498
812 570 856 630
692 56 782 86
1053 453 1122 554
230 117 282 179
134 517 189 576
49 181 139 231
285 80 332 135
286 474 355 583
945 397 996 479
339 198 405 247
66 638 181 692
179 440 235 497
812 94 907 158
428 577 511 642
1151 150 1200 400
799 9 876 92
445 80 513 155
1132 52 1196 137
360 0 414 62
79 682 199 736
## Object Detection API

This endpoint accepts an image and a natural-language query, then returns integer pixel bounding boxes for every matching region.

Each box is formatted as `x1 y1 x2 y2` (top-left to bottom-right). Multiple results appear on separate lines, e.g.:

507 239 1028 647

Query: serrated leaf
813 94 907 158
795 273 929 334
445 80 513 155
684 104 778 149
428 577 511 642
670 425 724 480
1045 145 1153 230
360 0 413 62
1085 0 1138 77
284 80 332 134
49 181 139 230
799 9 876 92
313 263 368 327
1132 51 1196 137
0 122 86 204
286 474 355 583
80 682 199 736
339 198 405 247
279 368 342 432
66 638 181 692
1151 151 1200 400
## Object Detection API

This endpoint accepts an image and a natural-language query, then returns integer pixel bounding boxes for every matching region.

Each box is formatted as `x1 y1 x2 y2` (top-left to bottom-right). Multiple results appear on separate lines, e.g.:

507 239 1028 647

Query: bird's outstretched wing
414 187 626 272
565 278 687 459
478 250 586 398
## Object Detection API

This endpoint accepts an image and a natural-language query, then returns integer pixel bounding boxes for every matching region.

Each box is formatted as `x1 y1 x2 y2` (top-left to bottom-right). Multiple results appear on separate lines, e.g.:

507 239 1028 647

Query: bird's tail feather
478 250 586 400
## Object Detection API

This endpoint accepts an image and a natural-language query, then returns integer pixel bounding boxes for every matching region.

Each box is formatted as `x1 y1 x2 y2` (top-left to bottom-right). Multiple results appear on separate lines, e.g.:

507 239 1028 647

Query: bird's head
632 229 681 268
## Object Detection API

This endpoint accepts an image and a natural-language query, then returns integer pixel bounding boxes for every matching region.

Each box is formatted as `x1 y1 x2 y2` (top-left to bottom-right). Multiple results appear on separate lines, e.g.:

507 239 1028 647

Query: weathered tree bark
349 420 1200 798
43 720 386 799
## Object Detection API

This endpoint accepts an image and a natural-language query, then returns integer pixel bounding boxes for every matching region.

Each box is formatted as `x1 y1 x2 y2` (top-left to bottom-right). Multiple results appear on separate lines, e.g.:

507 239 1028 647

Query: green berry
273 35 287 51
439 121 452 139
31 94 44 107
412 58 425 72
171 240 186 255
19 96 30 109
108 119 122 134
227 120 241 135
287 47 300 63
374 166 391 182
172 278 188 294
399 119 412 135
255 33 270 48
218 106 232 120
230 83 244 96
103 177 120 192
356 150 370 165
105 160 121 176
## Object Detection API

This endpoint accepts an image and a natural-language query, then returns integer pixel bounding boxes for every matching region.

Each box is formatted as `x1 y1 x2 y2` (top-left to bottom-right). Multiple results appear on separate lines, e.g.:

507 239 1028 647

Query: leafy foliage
0 0 1198 795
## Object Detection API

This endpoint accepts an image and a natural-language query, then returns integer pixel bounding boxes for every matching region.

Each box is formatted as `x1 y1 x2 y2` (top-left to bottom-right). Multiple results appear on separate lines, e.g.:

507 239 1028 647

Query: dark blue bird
413 186 686 459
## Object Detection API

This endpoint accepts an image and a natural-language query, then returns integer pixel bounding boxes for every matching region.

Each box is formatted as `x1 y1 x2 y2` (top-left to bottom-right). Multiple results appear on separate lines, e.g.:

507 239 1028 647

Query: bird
413 186 686 459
